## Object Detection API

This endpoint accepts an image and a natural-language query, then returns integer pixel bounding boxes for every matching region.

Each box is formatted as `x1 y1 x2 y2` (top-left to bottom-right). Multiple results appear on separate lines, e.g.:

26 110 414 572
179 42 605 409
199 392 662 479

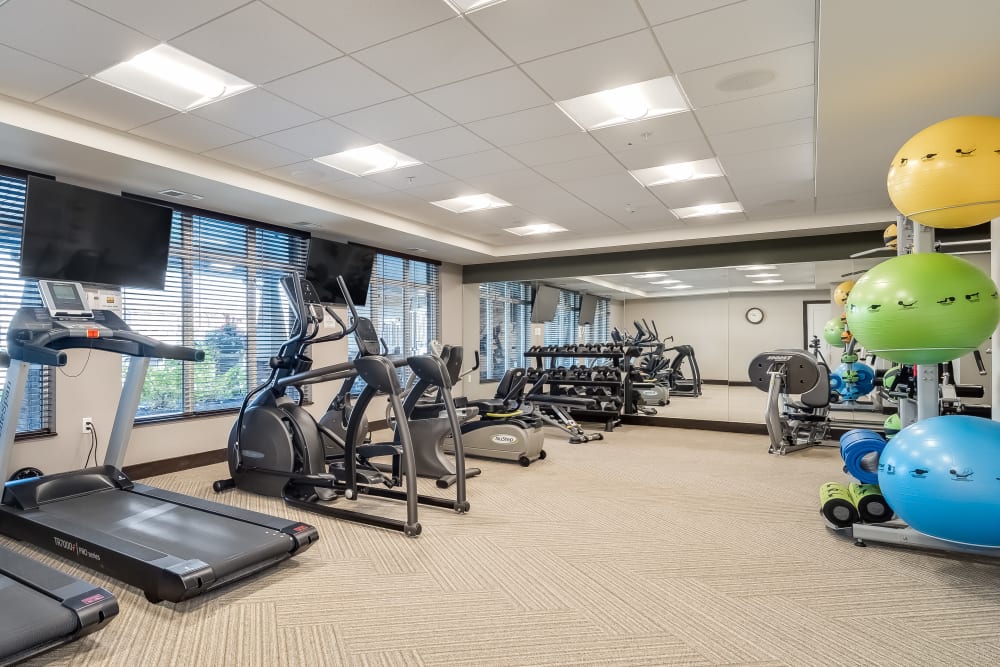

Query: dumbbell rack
523 346 643 431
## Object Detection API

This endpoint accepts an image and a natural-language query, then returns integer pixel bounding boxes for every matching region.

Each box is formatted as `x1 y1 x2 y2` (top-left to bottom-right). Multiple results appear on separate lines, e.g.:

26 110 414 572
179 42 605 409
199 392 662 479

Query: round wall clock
745 307 765 324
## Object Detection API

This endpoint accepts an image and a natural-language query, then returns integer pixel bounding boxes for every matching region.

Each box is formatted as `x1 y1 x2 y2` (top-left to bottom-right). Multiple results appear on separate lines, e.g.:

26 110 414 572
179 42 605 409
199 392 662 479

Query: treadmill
0 544 118 666
0 280 319 603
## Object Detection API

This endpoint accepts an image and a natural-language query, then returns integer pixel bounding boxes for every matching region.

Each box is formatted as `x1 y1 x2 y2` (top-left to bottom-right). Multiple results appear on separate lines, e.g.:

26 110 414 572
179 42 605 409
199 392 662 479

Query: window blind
583 297 610 345
348 253 440 392
478 281 533 381
0 170 53 436
120 203 308 420
544 288 581 367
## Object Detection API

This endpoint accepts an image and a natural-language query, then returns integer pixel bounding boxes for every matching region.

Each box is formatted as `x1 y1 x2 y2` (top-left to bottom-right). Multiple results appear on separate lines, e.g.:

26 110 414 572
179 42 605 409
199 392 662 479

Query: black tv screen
530 284 561 323
306 238 375 306
579 293 598 326
20 177 173 290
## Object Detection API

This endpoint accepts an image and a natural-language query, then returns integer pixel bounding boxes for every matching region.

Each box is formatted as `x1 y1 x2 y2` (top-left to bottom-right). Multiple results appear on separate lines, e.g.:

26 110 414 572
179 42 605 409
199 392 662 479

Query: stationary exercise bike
214 274 470 536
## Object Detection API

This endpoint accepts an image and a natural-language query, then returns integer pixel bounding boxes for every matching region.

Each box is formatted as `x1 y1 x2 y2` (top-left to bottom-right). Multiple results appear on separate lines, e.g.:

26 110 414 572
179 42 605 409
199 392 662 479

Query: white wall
8 259 465 474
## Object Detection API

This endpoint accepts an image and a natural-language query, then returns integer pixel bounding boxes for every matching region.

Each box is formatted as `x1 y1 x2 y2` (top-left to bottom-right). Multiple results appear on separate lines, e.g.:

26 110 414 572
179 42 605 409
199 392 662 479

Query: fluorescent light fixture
671 202 744 219
430 193 511 213
556 76 689 131
633 273 667 279
736 265 777 271
650 278 682 284
664 284 693 290
443 0 506 14
630 158 724 188
314 144 421 177
753 279 785 284
93 44 254 111
745 273 780 278
504 222 568 236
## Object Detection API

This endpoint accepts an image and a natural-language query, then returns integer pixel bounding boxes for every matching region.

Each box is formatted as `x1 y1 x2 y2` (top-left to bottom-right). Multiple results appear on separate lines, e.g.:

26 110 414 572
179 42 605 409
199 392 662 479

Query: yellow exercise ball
834 279 856 306
883 222 898 249
887 115 1000 229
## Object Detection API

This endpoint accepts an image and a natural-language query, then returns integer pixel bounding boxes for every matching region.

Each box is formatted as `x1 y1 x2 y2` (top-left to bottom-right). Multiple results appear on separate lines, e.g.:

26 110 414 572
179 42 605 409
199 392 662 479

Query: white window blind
0 169 53 436
583 297 610 344
120 202 308 420
544 288 581 367
348 253 440 390
478 281 533 381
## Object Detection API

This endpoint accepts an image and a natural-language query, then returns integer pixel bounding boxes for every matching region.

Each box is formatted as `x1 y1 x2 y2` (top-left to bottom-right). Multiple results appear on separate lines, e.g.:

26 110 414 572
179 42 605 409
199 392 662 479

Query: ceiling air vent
157 189 204 201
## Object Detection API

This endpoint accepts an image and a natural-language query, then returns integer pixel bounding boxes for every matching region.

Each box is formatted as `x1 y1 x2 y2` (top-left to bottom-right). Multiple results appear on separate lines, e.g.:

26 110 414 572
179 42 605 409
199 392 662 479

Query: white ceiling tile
37 79 175 131
503 133 606 167
648 177 736 209
745 198 815 219
709 118 814 156
75 0 251 41
262 0 454 53
0 0 155 74
561 171 661 212
468 0 646 63
261 120 371 157
521 30 669 101
333 96 453 142
816 188 891 214
191 88 320 136
591 111 704 153
638 0 743 26
695 85 814 134
314 177 393 199
130 113 250 153
611 136 715 170
0 44 84 102
265 58 405 117
388 126 493 163
432 149 525 180
353 17 511 92
417 67 549 123
732 180 814 206
611 202 675 230
356 190 442 220
534 154 624 183
680 43 815 108
721 143 814 186
170 2 341 84
364 164 453 191
494 183 592 217
654 0 815 73
463 169 551 193
203 138 306 171
466 105 579 146
404 181 478 202
456 205 533 227
262 160 352 187
555 211 625 233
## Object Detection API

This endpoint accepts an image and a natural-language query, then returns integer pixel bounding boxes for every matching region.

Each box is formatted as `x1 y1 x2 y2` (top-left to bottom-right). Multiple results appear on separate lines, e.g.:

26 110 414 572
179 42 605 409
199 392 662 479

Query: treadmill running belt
0 574 78 661
41 490 293 577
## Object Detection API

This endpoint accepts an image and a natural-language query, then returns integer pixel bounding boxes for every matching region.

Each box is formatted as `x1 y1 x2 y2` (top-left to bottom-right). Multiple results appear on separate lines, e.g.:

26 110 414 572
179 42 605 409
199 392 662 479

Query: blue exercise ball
878 415 1000 547
830 362 876 401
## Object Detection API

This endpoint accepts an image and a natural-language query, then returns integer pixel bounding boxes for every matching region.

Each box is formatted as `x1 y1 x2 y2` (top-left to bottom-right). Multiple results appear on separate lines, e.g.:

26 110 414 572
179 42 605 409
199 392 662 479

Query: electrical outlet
81 417 93 433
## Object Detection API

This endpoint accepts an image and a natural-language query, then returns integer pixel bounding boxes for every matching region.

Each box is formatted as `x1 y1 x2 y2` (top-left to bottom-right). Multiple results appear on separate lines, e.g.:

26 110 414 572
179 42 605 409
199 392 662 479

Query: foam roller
839 429 886 485
848 482 893 524
820 482 860 528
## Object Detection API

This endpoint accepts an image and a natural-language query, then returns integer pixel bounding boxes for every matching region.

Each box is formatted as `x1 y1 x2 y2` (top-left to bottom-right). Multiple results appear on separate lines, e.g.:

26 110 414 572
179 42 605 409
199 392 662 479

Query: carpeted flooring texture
9 425 1000 666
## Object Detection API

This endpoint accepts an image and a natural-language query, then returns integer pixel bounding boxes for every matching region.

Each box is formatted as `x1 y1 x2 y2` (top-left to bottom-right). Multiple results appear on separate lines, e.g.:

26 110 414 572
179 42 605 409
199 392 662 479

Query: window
121 202 308 420
583 297 610 345
0 169 53 436
544 288 581 367
348 253 440 391
479 281 533 381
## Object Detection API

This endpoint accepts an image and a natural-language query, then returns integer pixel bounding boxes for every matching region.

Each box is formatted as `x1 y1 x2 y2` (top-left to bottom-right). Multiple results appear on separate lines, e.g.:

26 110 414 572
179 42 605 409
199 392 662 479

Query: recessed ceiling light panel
752 279 784 284
314 144 421 177
664 284 693 290
671 201 744 219
430 193 511 213
443 0 506 14
735 265 777 271
630 158 724 188
556 75 689 131
650 278 681 284
744 273 780 278
93 44 254 111
504 222 568 236
633 273 667 279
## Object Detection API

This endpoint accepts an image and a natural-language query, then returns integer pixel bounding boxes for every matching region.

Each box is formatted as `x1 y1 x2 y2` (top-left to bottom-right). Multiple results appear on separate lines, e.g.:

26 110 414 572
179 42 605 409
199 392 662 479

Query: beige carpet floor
9 425 1000 666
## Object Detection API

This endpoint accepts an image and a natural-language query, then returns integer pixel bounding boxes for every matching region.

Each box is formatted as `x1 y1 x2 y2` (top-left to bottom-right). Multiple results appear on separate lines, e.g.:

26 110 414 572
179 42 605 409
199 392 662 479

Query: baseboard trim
621 414 768 435
703 379 728 385
123 449 227 480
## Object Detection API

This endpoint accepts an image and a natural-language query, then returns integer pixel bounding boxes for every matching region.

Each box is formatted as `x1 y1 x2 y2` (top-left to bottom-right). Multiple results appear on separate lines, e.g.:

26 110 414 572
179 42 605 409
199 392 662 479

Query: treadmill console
38 280 93 318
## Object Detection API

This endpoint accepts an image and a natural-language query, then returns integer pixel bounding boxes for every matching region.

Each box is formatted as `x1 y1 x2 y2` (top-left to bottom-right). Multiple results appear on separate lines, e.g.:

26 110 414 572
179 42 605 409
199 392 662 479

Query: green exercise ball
823 317 847 348
845 253 999 364
884 413 901 438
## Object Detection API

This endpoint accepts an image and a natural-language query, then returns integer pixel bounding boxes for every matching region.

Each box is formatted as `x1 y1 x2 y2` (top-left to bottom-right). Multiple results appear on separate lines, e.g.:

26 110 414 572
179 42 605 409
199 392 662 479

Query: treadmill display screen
46 282 87 311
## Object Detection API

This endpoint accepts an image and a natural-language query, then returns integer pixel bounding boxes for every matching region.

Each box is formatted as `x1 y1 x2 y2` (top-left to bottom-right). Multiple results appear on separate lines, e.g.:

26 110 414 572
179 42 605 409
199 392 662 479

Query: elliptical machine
214 274 470 537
